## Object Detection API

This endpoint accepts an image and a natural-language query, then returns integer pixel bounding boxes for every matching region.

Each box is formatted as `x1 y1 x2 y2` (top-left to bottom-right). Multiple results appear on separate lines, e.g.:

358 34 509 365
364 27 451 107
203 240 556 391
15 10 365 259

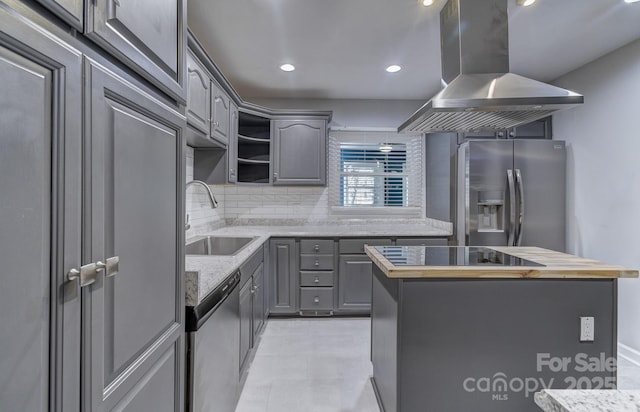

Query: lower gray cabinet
84 60 184 412
239 279 253 374
269 239 298 314
338 255 374 312
252 263 266 337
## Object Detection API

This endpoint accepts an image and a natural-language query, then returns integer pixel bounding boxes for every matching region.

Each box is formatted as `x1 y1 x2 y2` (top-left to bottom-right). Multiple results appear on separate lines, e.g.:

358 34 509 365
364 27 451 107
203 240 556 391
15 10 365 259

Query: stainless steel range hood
398 0 583 134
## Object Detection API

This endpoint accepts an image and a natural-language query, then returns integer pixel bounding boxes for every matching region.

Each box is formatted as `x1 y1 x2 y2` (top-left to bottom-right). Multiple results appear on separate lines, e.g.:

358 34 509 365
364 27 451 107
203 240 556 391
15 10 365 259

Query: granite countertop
365 246 639 279
535 389 640 412
185 219 453 306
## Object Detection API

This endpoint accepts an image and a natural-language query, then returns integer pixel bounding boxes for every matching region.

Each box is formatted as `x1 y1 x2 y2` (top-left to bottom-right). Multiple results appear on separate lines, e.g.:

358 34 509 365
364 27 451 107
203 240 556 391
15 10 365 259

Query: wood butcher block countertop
364 246 639 279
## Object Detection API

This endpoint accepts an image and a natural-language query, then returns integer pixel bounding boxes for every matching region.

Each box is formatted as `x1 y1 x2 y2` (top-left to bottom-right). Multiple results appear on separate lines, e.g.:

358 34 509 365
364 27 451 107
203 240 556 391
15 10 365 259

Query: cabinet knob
314 277 320 283
314 244 320 252
314 259 319 267
314 297 320 304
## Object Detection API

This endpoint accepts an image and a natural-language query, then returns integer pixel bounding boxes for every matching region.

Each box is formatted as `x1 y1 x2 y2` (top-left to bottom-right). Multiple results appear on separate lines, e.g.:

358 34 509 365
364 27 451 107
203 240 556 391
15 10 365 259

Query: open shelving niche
237 111 271 183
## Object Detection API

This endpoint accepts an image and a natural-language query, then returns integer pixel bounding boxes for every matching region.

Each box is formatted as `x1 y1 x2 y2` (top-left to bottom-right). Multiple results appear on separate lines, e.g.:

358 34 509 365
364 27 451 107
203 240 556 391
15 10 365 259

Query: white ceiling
188 0 640 101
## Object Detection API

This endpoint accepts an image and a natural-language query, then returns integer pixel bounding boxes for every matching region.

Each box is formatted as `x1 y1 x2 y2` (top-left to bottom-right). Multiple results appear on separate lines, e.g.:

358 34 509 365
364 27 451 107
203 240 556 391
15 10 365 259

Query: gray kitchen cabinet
239 279 253 374
269 239 298 314
84 60 185 412
186 50 211 135
210 80 230 145
338 255 374 312
35 0 83 30
228 102 239 183
272 119 327 185
252 263 266 337
0 8 83 411
86 0 187 103
299 239 335 314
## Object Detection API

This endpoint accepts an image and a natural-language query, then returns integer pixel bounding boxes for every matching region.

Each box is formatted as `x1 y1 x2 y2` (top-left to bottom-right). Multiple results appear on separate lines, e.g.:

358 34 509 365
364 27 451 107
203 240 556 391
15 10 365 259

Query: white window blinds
328 132 423 214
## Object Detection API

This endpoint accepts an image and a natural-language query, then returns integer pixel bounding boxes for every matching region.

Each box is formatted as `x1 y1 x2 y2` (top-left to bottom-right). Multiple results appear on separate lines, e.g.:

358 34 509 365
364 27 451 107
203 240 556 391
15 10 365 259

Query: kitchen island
364 246 637 412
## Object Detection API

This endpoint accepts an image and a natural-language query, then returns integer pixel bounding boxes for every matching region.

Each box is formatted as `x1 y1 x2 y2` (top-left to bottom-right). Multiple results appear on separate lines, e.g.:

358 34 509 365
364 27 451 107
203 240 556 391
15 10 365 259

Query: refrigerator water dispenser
477 191 504 232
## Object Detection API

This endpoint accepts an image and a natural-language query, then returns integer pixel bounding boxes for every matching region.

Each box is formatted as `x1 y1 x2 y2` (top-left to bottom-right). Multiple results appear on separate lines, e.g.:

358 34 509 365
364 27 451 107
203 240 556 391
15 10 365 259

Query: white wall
552 38 640 359
246 98 424 130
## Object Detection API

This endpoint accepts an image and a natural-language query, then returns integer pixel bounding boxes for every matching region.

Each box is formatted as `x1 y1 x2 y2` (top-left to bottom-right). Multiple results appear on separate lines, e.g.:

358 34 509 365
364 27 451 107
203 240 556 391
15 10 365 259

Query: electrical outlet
580 317 595 342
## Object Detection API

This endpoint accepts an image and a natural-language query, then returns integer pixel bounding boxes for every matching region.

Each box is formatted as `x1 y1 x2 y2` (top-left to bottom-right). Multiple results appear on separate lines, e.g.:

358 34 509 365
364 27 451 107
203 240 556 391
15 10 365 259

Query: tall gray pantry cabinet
0 2 185 412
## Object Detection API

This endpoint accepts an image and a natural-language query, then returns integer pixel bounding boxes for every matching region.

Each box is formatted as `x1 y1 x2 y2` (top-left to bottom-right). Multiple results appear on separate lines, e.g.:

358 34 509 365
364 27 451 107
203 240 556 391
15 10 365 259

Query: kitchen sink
186 235 257 256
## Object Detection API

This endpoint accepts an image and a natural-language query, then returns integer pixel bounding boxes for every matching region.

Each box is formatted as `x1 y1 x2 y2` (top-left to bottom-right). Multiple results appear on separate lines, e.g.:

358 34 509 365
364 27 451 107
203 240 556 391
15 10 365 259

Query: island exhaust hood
398 0 583 134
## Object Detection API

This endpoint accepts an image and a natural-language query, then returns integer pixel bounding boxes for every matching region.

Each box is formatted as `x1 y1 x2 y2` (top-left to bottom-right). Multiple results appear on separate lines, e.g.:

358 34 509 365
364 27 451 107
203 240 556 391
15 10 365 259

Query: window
329 132 423 215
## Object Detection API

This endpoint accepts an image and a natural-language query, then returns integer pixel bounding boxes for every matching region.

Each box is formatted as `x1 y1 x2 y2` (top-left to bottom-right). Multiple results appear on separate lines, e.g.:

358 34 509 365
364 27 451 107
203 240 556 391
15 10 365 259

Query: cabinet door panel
239 280 253 373
186 51 210 134
338 255 373 312
86 0 186 102
210 81 230 144
272 119 326 185
228 102 238 183
35 0 83 30
253 264 265 337
0 46 52 412
85 61 184 412
269 239 297 314
0 10 82 412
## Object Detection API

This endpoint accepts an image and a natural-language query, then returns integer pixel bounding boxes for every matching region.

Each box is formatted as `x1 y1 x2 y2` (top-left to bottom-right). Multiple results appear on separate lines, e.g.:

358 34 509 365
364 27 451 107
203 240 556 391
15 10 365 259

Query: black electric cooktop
374 246 543 267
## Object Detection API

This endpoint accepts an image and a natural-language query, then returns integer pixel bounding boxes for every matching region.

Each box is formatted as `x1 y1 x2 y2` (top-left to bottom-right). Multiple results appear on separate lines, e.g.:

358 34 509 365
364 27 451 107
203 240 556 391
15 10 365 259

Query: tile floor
235 318 379 412
235 318 640 412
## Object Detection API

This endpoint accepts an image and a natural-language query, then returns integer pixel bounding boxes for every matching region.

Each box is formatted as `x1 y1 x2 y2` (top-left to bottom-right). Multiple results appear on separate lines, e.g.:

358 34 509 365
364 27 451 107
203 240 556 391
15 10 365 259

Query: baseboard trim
618 343 640 367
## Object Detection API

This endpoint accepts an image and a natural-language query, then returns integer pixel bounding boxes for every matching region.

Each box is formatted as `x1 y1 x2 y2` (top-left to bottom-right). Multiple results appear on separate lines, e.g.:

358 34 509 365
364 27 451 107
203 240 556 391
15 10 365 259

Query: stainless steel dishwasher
185 271 241 412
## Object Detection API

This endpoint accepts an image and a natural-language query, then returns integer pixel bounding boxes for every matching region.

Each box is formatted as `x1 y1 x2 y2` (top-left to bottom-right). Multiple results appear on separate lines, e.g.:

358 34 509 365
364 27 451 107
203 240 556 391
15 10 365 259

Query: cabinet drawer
300 239 334 254
395 238 449 247
300 254 334 270
300 287 334 310
339 238 393 254
300 271 334 287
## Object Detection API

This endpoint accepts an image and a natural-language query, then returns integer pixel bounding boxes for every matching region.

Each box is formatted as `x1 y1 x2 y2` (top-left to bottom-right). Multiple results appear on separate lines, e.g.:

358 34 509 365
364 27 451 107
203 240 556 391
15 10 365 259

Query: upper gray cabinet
228 102 239 183
272 119 327 185
35 0 83 30
210 80 230 145
186 50 211 135
86 0 187 103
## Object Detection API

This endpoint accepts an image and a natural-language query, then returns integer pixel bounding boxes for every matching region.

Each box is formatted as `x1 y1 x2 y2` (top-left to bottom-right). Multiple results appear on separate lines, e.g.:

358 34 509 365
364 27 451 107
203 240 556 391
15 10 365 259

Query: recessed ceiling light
421 0 434 6
624 0 640 3
280 63 295 72
386 65 402 73
516 0 536 6
379 145 393 153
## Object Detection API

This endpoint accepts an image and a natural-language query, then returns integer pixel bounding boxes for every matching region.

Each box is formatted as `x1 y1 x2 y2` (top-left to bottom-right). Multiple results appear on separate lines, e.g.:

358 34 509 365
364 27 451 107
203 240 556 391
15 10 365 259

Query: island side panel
397 279 616 412
371 266 400 412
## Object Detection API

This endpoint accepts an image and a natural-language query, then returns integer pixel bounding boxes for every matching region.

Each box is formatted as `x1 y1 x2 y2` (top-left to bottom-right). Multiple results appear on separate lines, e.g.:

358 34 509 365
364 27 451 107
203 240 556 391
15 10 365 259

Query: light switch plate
580 316 594 342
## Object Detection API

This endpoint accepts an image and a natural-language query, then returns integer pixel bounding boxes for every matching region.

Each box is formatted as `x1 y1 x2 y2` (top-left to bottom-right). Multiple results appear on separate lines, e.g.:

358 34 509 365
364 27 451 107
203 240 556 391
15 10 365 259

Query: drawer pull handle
314 245 320 252
314 297 320 303
314 277 320 283
314 259 319 267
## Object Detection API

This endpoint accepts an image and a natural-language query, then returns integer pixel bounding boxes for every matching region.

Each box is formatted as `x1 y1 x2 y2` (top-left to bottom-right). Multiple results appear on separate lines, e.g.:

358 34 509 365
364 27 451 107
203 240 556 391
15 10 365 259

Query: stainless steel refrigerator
456 140 566 251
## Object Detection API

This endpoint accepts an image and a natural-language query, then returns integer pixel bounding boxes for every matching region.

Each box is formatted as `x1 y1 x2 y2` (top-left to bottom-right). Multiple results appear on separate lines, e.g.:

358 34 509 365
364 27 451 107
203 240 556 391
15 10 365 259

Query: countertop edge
364 245 639 280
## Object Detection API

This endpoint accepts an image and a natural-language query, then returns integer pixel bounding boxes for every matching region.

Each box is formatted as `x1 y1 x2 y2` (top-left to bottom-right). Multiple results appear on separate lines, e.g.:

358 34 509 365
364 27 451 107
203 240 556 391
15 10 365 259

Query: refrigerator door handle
507 169 516 246
515 169 525 246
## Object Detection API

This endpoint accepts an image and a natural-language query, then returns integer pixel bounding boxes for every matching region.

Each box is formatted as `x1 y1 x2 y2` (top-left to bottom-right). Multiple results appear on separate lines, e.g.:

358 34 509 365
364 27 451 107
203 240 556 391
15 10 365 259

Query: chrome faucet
186 180 219 208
